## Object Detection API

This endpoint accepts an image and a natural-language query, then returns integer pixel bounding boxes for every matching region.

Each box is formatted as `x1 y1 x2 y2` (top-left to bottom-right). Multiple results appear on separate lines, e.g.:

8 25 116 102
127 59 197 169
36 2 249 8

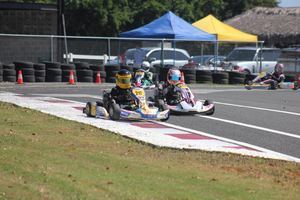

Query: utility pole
57 0 64 35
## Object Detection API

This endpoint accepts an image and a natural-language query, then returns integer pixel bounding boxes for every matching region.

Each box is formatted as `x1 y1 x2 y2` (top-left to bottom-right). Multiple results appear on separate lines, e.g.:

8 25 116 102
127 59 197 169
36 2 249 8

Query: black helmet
116 69 132 89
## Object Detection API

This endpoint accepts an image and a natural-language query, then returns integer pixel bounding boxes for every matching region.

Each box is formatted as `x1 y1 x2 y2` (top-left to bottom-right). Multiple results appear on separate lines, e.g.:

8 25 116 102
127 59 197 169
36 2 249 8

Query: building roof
225 7 300 37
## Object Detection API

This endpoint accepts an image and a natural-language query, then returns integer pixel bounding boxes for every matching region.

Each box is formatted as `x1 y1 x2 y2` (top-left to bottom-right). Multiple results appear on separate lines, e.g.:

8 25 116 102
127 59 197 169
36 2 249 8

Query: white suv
123 47 190 68
223 47 281 74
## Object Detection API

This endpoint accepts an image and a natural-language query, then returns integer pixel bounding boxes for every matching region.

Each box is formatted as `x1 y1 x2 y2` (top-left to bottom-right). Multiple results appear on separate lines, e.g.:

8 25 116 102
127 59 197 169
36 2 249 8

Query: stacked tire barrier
181 69 196 84
61 63 76 82
14 61 35 83
212 72 229 84
196 70 212 84
44 62 62 82
75 62 93 82
105 64 120 83
34 63 46 82
90 64 106 83
0 62 3 82
228 71 245 84
3 64 16 82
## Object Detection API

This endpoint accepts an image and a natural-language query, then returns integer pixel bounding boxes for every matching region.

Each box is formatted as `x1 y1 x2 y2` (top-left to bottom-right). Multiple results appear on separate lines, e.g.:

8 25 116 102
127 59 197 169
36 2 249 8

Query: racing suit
159 83 182 105
252 71 285 84
110 86 135 106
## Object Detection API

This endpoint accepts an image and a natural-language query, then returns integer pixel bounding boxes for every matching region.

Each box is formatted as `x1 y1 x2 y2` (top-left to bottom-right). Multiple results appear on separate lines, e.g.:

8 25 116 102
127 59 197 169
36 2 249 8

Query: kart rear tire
109 103 121 120
157 99 169 121
85 102 97 117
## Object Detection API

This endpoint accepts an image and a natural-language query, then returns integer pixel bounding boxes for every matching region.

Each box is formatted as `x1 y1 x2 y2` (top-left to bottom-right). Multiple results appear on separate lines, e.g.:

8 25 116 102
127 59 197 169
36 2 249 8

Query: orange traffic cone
69 70 75 85
17 70 23 84
95 71 101 84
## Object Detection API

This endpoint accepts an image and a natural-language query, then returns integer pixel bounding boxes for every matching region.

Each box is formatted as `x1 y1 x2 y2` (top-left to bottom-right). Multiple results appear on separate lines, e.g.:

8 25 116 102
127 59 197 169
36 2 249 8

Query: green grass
0 102 299 200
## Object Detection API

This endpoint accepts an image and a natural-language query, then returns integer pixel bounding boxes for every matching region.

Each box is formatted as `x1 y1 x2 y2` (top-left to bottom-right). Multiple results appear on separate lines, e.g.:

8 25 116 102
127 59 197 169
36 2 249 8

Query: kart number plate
132 88 145 97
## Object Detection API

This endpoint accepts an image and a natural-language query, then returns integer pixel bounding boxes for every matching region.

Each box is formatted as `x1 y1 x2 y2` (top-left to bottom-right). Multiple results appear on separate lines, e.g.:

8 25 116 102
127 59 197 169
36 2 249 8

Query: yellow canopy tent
193 14 257 42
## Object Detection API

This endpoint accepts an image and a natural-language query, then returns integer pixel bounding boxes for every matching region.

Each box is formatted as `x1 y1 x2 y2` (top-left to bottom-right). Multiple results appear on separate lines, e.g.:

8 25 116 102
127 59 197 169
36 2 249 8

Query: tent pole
201 43 203 65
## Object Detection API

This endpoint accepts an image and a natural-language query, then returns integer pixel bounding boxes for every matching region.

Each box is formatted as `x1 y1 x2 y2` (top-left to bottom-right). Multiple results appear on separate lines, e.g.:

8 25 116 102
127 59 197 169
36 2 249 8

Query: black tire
43 62 61 69
181 68 196 75
3 69 16 76
196 70 212 76
229 77 245 84
61 63 75 70
213 78 228 84
23 75 35 82
205 107 215 115
184 74 196 84
3 64 15 70
22 68 35 76
74 62 90 70
46 68 62 76
90 64 105 71
157 99 169 121
14 61 34 70
105 64 120 71
106 77 116 83
212 72 229 84
33 63 46 71
228 71 245 78
109 103 121 120
46 75 62 82
4 75 16 82
78 76 93 82
35 76 45 82
77 69 93 77
106 70 118 78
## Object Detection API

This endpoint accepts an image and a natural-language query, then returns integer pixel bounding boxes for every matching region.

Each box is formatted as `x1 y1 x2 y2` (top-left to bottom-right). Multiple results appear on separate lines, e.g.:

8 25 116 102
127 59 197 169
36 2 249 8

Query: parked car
115 47 190 68
222 47 281 74
191 55 226 70
277 46 300 73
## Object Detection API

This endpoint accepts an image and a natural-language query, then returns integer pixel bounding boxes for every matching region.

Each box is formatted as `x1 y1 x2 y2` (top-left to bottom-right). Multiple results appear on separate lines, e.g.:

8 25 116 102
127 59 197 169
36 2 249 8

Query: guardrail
63 53 117 64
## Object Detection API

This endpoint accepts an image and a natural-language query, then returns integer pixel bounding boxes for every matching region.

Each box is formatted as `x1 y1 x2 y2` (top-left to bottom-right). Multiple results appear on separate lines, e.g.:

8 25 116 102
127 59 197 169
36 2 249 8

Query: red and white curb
1 92 299 163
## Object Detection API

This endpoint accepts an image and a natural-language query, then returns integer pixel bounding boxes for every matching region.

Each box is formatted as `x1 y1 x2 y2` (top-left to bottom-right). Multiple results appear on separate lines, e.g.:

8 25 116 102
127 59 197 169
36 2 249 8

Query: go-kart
83 86 170 121
133 69 156 89
154 82 215 115
245 72 298 90
245 81 297 90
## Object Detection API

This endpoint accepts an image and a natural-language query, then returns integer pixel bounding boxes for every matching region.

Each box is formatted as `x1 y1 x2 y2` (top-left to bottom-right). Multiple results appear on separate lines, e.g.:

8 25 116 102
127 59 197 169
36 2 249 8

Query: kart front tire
85 102 97 117
109 103 121 120
205 106 215 115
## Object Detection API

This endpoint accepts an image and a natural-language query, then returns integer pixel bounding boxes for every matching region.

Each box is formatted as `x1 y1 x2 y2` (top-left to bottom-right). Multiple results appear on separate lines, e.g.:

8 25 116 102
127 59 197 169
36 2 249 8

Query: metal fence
0 33 259 65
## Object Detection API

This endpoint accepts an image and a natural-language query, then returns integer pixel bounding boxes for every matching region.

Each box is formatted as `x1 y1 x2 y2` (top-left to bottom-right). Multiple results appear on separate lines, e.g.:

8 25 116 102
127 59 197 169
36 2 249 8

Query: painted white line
32 93 102 99
156 121 300 163
197 115 300 139
215 101 300 116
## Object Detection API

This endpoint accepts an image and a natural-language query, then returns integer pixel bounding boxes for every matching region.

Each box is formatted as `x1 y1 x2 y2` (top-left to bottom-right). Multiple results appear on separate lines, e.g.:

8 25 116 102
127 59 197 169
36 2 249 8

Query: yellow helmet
116 69 132 89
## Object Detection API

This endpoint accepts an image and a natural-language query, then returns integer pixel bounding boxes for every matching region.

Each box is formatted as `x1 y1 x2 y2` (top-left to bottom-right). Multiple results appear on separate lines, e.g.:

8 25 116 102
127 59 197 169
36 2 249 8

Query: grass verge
0 102 299 200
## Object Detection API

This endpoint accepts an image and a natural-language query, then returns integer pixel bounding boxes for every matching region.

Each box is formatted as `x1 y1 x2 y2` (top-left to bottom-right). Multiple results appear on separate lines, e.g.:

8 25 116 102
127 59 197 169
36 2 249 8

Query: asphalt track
1 82 299 159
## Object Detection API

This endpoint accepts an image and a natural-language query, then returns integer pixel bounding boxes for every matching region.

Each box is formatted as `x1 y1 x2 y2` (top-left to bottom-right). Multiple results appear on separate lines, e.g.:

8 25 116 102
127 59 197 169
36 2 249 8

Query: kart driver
158 68 184 105
133 62 154 87
249 63 285 88
106 69 136 108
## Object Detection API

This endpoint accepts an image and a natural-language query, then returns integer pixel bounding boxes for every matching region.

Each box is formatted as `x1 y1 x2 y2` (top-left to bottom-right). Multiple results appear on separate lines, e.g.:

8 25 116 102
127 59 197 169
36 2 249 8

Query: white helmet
141 61 151 71
275 63 284 73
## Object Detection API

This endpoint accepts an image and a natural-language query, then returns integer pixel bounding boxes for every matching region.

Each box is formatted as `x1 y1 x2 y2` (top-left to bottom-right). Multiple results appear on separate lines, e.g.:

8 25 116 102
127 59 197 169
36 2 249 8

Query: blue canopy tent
120 11 216 41
120 11 216 69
